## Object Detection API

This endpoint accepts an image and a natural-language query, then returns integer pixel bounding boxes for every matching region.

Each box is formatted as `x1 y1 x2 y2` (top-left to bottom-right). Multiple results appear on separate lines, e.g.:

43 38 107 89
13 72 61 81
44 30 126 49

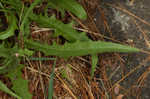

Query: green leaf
47 2 65 17
0 44 19 74
0 57 19 74
91 54 98 78
20 0 42 39
25 40 140 58
0 44 32 74
0 80 21 99
18 49 33 57
7 65 32 99
30 14 89 42
0 13 18 40
0 44 13 57
1 0 23 12
24 20 31 38
49 0 87 20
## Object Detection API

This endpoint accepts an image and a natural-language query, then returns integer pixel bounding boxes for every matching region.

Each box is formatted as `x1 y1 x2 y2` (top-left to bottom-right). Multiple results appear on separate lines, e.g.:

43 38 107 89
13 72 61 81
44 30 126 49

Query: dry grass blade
37 52 45 98
55 73 77 99
132 18 150 48
108 56 150 93
73 27 126 44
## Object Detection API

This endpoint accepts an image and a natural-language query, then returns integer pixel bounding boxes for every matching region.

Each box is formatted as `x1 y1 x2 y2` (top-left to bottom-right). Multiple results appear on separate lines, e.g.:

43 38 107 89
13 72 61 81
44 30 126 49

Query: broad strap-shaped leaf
30 14 89 42
0 80 21 99
25 40 140 58
49 0 87 20
7 65 32 99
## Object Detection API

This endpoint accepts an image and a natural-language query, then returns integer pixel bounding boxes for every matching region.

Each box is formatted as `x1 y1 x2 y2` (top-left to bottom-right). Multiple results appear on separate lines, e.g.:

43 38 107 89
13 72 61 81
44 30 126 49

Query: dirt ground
94 0 150 98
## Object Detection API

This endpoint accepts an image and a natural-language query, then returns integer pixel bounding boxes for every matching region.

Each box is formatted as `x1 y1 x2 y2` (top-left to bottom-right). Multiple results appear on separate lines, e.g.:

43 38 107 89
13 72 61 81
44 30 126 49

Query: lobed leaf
49 0 87 20
7 65 32 99
30 14 89 42
25 40 140 58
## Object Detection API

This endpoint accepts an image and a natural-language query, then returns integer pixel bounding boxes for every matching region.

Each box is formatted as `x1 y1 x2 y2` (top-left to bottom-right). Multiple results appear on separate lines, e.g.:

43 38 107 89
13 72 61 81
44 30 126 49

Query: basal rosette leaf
49 0 87 20
7 65 32 99
29 14 89 42
25 40 140 58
